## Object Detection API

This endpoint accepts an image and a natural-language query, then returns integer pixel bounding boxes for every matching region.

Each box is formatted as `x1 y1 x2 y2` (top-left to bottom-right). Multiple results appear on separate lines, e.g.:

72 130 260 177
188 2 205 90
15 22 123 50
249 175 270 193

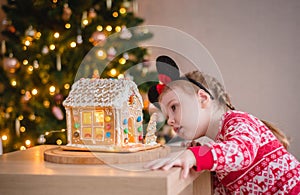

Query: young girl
145 55 300 194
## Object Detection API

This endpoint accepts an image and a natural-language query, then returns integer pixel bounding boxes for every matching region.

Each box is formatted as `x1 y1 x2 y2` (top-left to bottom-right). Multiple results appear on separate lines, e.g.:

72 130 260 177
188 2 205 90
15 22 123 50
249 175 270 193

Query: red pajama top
189 110 300 194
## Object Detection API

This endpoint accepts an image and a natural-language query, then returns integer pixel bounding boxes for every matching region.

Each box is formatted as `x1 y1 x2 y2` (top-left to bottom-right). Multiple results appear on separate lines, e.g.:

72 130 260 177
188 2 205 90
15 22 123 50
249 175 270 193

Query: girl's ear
197 89 211 108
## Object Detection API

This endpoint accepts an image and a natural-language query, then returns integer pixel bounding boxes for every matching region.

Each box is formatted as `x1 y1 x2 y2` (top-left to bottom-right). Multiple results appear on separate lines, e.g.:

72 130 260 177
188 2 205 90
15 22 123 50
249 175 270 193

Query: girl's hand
144 150 196 179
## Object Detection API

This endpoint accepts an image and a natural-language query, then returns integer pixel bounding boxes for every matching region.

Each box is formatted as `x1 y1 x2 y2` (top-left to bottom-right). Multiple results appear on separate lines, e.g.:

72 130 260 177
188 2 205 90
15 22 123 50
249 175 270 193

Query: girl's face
159 86 211 140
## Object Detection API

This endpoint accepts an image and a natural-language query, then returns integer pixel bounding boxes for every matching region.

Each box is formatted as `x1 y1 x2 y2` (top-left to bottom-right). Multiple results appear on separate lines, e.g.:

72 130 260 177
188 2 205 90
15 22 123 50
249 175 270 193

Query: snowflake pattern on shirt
205 111 300 194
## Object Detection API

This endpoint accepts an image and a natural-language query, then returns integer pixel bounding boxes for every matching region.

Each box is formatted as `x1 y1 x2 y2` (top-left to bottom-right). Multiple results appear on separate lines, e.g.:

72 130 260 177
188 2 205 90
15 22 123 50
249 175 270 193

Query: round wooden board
44 145 170 165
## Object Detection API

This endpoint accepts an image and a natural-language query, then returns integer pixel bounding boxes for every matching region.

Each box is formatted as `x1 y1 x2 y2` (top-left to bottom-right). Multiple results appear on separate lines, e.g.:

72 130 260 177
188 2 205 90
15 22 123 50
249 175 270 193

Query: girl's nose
167 116 175 126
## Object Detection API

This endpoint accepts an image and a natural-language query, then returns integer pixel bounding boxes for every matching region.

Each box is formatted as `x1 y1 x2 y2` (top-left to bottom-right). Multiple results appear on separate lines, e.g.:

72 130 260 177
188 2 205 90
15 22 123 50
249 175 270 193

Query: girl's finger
161 159 178 170
181 162 190 179
144 159 161 168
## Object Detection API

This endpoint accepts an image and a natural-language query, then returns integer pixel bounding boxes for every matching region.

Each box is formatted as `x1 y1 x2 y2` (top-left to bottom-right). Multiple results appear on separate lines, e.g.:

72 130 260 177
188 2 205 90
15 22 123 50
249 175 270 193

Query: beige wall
138 0 300 158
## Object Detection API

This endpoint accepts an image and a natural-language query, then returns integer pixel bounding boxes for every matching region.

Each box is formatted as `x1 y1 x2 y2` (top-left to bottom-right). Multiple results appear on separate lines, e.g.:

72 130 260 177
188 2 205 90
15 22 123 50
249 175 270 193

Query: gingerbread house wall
65 94 144 147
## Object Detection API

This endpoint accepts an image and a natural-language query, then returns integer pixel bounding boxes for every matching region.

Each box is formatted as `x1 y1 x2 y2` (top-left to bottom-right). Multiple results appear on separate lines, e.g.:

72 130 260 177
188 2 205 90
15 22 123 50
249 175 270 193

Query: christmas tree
0 0 154 153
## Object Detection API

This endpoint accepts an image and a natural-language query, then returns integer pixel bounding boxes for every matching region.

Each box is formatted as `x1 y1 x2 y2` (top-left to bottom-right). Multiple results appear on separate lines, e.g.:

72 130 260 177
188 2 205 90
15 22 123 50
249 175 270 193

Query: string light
18 115 24 120
20 126 26 133
106 25 112 32
119 57 126 65
35 32 41 39
11 80 17 86
70 41 76 48
43 100 50 108
49 44 55 50
112 12 118 17
82 19 89 26
49 86 56 95
20 146 26 150
119 7 127 14
24 40 31 46
1 135 7 141
29 114 36 121
118 74 124 79
97 49 107 60
65 23 71 29
115 26 121 32
110 68 117 76
25 140 31 147
31 88 38 95
23 59 28 65
54 32 60 38
64 83 70 89
56 139 62 145
97 25 103 31
27 66 34 74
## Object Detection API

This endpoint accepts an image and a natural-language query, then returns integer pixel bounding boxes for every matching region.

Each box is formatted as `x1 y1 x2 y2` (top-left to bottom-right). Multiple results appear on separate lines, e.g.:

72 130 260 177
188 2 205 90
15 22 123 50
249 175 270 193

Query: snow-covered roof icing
63 78 143 108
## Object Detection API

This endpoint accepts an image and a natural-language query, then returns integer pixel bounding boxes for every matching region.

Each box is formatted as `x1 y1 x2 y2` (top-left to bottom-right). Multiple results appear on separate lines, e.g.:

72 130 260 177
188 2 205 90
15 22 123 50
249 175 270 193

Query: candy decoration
123 118 128 125
138 135 143 141
124 128 128 134
138 126 143 132
106 124 111 130
137 116 142 122
74 123 80 129
106 132 111 138
105 116 111 122
73 131 80 138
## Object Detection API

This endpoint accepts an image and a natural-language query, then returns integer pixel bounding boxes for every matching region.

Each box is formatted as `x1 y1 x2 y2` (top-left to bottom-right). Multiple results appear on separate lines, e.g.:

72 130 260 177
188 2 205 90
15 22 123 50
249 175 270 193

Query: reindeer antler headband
148 55 214 106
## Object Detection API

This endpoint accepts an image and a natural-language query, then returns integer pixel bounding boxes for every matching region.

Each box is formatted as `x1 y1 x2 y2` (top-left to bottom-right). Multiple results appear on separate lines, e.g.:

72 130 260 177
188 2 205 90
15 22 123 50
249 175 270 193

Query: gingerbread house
62 78 148 152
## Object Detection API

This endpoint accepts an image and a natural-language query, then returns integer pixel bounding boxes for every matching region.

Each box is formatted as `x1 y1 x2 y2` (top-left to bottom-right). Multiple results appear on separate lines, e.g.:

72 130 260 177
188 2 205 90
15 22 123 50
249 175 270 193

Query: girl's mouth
173 127 182 134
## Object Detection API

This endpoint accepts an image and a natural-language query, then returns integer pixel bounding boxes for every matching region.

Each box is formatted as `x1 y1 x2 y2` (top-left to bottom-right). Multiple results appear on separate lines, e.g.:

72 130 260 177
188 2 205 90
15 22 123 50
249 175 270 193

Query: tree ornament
41 45 49 54
76 28 83 44
77 34 83 44
52 106 64 120
3 53 20 73
54 93 64 104
89 31 106 46
123 52 129 60
1 40 6 55
37 134 46 144
88 8 97 19
56 53 61 71
107 47 117 60
25 25 36 37
62 3 72 21
33 60 39 69
106 0 112 10
120 26 132 40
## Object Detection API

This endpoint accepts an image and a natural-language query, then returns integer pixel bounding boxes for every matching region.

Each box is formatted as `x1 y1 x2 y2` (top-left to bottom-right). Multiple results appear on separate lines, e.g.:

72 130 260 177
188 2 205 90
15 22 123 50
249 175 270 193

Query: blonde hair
161 70 289 149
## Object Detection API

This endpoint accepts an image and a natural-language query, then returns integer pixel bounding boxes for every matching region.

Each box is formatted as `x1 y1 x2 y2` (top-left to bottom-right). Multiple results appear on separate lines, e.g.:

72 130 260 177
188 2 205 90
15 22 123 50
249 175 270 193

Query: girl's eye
171 105 176 111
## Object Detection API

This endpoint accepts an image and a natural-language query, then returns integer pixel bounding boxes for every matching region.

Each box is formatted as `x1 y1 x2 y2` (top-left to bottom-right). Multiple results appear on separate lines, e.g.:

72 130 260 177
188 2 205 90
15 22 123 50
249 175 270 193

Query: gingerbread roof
63 78 143 108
